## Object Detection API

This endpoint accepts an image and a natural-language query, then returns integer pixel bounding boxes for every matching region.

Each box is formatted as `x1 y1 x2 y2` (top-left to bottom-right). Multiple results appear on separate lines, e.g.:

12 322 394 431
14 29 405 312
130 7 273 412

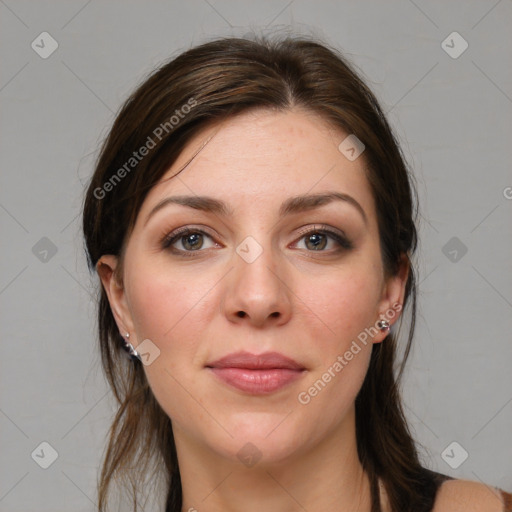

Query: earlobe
96 255 134 336
374 254 410 343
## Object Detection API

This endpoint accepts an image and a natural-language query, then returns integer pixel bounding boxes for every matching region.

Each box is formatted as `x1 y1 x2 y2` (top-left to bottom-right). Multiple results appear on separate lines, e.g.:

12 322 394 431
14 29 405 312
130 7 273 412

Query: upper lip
206 351 305 370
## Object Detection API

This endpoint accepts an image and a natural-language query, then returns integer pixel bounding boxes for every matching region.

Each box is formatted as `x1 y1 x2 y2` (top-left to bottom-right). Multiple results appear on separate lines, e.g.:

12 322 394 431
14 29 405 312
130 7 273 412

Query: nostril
236 311 246 318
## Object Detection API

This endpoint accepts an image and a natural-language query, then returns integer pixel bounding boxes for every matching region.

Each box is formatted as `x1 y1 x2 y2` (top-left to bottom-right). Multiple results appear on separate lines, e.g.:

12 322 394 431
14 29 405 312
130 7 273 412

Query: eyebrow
144 191 368 226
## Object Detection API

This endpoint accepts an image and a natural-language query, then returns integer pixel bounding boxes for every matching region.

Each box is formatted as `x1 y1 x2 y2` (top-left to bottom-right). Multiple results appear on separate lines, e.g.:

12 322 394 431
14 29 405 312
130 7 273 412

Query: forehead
137 108 376 222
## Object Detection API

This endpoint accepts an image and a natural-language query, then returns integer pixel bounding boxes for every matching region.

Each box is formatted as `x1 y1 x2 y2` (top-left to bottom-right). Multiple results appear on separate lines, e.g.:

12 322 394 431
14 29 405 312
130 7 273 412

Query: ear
96 255 135 337
373 254 410 343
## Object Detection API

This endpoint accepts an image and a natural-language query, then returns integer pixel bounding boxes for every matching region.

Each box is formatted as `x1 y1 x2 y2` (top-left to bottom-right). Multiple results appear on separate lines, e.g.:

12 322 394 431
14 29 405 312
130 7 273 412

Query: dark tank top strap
421 469 512 512
379 468 511 511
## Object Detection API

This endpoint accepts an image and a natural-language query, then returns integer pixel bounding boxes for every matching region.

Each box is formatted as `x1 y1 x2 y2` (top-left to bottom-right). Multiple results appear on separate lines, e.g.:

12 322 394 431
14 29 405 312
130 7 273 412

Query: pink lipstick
206 351 306 394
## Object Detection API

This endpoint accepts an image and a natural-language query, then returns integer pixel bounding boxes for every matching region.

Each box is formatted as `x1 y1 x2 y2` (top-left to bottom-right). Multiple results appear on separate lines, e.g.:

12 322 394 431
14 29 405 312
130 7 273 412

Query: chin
213 413 308 466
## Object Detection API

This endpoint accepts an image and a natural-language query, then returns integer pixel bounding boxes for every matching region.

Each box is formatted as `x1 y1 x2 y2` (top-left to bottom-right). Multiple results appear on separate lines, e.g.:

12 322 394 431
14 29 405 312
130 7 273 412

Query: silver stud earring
377 319 390 332
121 333 142 362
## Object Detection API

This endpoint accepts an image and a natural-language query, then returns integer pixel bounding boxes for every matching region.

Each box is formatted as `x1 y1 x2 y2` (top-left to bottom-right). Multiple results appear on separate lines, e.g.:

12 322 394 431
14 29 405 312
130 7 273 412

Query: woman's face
100 108 407 467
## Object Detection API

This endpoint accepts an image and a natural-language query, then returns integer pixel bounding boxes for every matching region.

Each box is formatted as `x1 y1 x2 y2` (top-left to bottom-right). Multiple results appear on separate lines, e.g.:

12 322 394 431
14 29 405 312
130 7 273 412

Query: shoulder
432 478 510 512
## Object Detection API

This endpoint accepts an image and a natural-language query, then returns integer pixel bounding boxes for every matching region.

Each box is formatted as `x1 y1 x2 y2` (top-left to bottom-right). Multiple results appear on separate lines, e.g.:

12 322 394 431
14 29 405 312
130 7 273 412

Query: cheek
296 264 381 400
307 266 383 345
126 260 215 343
124 264 220 427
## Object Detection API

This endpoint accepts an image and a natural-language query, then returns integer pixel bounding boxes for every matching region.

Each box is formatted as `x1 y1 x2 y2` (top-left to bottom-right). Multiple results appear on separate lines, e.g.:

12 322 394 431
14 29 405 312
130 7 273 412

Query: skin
98 107 411 512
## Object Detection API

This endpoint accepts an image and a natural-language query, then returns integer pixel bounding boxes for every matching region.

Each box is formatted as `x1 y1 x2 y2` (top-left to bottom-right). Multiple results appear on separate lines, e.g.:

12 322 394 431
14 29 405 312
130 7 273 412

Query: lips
206 351 306 394
207 351 305 371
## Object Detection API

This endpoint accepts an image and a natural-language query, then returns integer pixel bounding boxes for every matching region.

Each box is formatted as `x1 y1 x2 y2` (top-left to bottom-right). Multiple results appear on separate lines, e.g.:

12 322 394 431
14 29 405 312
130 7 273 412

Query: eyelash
160 224 353 258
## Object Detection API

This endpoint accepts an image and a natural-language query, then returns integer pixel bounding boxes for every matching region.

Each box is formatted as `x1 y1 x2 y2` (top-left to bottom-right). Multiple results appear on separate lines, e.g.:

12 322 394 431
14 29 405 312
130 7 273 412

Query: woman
82 35 511 511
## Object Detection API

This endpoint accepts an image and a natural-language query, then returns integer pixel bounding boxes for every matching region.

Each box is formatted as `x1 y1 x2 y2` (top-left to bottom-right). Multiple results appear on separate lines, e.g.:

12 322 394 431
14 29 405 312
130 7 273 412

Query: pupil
307 233 326 250
185 233 202 250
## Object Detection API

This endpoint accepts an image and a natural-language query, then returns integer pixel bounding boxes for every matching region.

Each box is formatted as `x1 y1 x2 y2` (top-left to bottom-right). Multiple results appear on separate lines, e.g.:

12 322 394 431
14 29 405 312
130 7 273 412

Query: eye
161 227 217 254
160 224 352 257
293 225 352 252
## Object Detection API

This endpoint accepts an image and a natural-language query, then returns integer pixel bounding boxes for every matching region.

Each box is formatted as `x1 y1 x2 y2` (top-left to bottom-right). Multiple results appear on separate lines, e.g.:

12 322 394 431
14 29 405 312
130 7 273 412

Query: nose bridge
235 232 282 296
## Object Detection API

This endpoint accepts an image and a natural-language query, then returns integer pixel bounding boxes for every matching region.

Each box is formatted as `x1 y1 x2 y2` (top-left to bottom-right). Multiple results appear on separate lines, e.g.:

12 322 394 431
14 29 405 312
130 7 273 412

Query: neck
174 406 374 512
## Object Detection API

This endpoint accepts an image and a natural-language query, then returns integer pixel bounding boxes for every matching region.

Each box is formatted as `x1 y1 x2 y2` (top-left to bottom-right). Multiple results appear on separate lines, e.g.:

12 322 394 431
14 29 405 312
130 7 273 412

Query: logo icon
442 236 468 263
338 134 365 161
31 32 59 59
136 339 161 366
236 236 263 264
31 441 59 469
441 32 468 59
441 441 469 469
32 237 58 263
237 442 262 468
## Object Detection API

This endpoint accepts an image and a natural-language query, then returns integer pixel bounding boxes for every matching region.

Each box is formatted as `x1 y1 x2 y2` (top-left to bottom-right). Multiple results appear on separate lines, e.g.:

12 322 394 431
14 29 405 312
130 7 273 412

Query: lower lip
208 367 305 394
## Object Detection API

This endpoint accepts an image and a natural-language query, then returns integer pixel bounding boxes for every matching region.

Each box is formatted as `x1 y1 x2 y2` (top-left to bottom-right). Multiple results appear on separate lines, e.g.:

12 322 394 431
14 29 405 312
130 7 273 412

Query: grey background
1 0 511 510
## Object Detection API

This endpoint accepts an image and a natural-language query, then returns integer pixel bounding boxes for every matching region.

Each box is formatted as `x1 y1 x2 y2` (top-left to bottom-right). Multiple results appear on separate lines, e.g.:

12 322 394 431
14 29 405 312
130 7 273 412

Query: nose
221 239 293 328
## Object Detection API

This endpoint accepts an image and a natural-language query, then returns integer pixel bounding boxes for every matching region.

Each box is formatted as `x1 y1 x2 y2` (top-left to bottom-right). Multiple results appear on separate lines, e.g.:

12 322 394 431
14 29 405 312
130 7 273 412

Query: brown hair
83 34 433 512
